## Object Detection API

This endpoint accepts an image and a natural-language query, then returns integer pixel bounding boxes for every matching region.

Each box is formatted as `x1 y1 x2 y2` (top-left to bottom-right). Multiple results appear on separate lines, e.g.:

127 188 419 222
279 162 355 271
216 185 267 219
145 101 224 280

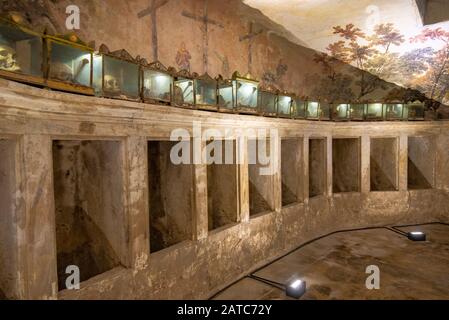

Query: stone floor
213 223 449 300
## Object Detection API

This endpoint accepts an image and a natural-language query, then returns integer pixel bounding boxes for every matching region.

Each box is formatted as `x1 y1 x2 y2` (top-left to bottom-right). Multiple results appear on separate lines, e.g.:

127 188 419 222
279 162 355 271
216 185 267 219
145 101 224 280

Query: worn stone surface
332 138 360 193
215 224 449 300
370 138 398 191
0 80 448 299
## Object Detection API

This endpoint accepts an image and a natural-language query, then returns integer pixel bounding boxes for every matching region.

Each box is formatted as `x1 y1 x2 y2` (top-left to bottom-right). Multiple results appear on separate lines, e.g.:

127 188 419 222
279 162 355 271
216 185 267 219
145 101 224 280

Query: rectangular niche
0 139 18 299
408 136 435 190
52 140 126 291
309 138 327 197
370 138 398 191
148 141 193 253
332 138 361 193
248 139 274 216
281 139 303 206
207 140 239 231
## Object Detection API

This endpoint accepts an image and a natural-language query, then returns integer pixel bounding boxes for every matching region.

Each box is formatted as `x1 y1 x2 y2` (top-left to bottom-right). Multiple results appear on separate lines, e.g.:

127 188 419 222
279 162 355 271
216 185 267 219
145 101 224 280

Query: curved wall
0 79 448 299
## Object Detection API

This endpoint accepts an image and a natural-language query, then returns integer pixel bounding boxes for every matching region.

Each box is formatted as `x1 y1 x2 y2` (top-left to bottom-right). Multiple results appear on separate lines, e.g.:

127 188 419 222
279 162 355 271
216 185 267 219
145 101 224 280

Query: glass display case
319 102 331 120
306 101 320 119
277 93 292 118
332 103 350 121
141 60 173 104
366 102 384 120
404 101 425 120
46 33 93 95
349 103 366 121
93 45 140 101
384 103 405 120
292 97 306 119
232 71 258 114
258 86 278 117
216 75 234 113
195 73 217 111
173 69 195 108
0 12 44 86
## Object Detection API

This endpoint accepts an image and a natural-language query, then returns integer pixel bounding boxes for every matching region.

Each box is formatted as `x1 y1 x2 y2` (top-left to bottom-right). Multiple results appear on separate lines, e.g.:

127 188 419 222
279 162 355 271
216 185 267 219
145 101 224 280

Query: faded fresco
311 22 449 107
0 0 444 112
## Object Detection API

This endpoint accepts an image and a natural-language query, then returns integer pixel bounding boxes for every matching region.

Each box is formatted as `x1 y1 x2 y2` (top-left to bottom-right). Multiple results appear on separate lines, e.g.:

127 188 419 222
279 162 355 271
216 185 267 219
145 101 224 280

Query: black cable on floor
208 221 449 299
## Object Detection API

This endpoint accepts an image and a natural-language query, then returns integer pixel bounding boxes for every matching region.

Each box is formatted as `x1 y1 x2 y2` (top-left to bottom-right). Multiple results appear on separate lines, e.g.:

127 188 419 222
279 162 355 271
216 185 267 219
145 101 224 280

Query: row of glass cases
0 12 425 121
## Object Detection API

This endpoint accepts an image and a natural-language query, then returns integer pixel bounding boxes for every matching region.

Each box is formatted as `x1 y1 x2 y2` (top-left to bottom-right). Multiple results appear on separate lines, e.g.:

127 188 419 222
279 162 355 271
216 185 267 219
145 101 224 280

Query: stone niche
207 140 238 231
248 139 274 216
281 139 303 206
408 136 435 190
370 138 398 191
309 138 327 197
332 138 361 193
52 140 126 291
0 139 18 300
148 141 193 253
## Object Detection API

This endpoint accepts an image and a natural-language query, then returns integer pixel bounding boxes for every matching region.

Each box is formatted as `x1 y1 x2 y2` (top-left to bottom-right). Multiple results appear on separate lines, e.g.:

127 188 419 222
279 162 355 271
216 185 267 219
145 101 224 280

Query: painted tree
411 28 449 104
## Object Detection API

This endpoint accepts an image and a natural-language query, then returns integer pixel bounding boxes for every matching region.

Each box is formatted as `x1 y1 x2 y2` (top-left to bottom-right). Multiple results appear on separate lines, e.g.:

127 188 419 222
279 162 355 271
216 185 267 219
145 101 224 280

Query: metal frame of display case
94 44 141 101
140 59 174 105
384 102 406 121
349 103 367 121
277 91 293 119
332 103 351 121
365 102 385 121
319 101 331 121
45 32 94 95
216 75 235 113
292 95 306 119
232 71 259 115
404 101 425 121
173 69 197 109
195 72 218 111
0 12 46 87
258 85 278 117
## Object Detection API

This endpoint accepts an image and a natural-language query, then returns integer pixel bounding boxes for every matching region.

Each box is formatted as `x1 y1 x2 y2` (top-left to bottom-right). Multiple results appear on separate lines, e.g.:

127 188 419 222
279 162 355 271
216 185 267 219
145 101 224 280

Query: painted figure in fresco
176 42 192 72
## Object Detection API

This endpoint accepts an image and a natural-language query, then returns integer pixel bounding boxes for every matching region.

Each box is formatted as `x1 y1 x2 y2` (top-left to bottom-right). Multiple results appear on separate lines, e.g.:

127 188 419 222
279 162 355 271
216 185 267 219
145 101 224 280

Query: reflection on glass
235 80 258 109
174 78 194 106
385 103 404 119
366 103 383 119
259 91 277 114
49 41 91 87
218 81 233 110
0 23 42 76
143 70 172 102
92 54 102 95
195 79 216 106
103 55 139 99
292 98 305 118
350 104 365 120
306 101 320 119
320 102 330 119
277 95 292 116
333 103 349 120
405 102 425 120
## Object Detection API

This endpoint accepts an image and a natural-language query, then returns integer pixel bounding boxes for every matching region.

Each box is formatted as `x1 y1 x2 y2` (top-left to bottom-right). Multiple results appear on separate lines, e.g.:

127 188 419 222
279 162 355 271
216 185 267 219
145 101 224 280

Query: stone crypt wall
0 79 449 299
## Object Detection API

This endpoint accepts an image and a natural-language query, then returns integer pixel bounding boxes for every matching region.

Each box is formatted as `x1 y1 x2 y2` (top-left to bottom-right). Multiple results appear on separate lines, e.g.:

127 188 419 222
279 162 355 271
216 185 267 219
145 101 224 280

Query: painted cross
138 0 169 61
182 0 224 73
239 22 263 74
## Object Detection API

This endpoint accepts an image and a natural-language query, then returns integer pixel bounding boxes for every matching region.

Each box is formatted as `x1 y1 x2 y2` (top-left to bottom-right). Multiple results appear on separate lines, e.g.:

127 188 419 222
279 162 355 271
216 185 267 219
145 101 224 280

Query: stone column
17 135 58 299
398 134 408 191
302 136 310 204
326 136 333 197
238 136 249 223
273 135 282 212
125 136 149 270
192 138 208 240
361 135 371 193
